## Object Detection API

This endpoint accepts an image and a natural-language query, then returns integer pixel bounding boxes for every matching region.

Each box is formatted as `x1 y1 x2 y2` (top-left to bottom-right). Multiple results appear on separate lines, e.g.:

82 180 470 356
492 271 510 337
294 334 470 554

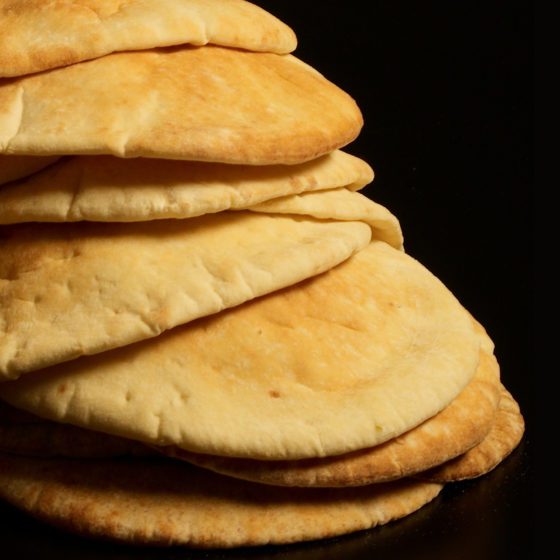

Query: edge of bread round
162 344 501 485
0 151 374 224
0 455 443 548
0 0 297 77
420 385 525 482
0 47 362 165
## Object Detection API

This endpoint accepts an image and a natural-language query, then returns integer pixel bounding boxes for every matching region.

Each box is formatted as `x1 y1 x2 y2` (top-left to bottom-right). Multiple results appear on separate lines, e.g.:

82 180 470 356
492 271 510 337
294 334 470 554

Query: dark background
257 2 533 559
1 1 533 558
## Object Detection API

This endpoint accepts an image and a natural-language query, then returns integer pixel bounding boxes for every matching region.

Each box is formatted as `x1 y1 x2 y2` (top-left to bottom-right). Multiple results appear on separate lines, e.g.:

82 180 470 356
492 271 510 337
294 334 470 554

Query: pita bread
421 386 524 482
0 46 362 165
0 455 442 547
0 0 297 78
0 0 297 77
0 242 479 460
162 347 501 486
0 150 373 224
0 155 59 185
250 189 403 252
0 330 495 464
1 192 386 379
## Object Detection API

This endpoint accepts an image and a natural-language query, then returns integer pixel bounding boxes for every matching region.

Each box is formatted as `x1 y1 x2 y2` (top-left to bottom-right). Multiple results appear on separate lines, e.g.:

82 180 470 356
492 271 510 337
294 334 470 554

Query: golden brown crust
161 348 501 486
0 47 361 165
0 454 442 547
0 0 297 77
420 385 525 482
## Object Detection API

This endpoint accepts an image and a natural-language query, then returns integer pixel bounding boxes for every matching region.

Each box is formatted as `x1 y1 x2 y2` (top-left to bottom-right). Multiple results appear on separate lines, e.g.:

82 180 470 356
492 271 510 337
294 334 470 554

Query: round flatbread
0 46 362 165
0 0 297 77
420 386 525 482
0 150 373 224
0 455 442 548
0 242 479 460
1 190 392 380
161 346 501 486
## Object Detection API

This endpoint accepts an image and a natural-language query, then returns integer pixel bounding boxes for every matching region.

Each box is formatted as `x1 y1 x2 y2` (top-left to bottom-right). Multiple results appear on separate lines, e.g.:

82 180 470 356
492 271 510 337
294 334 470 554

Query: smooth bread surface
164 344 501 485
0 209 377 379
0 151 373 224
0 46 362 164
0 0 296 77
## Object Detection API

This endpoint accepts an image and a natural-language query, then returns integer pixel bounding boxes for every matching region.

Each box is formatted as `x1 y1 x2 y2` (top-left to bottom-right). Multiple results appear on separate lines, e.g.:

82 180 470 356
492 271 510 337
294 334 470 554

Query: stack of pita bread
0 0 524 548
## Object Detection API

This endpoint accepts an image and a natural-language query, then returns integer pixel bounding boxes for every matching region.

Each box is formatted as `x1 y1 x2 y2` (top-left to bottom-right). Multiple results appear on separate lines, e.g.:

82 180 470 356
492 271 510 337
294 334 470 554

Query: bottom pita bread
421 386 524 482
0 455 441 548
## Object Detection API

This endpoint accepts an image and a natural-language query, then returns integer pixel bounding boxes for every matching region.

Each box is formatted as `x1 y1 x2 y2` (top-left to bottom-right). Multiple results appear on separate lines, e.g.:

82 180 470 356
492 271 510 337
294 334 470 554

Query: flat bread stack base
0 382 523 547
0 353 524 547
0 455 442 548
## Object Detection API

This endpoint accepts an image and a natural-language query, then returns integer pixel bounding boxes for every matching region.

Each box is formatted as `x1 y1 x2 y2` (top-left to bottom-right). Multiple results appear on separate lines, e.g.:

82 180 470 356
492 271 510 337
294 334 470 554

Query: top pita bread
0 46 362 165
0 0 297 77
0 151 373 223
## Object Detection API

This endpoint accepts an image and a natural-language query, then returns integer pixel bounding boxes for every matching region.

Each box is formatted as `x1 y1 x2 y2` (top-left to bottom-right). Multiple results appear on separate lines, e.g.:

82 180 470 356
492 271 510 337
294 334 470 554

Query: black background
1 1 533 558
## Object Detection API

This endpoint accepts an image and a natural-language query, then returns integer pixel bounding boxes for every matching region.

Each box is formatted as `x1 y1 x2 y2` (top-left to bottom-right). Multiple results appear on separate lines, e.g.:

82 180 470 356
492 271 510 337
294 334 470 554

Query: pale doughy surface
163 346 500 486
0 151 373 223
0 455 442 548
0 0 297 77
0 242 479 460
0 46 362 165
0 200 378 379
